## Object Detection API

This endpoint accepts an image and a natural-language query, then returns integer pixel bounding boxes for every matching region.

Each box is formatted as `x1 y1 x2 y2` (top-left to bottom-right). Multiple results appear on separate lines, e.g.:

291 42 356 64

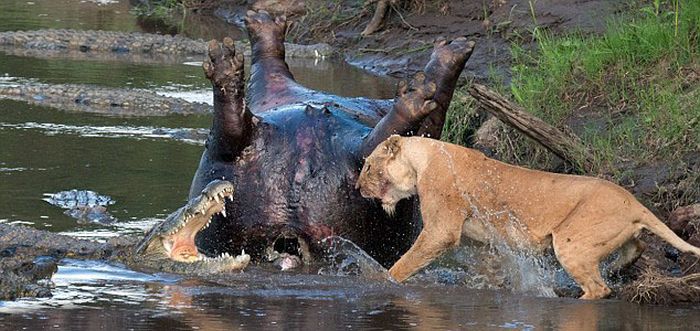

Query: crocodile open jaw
136 180 249 268
162 187 232 262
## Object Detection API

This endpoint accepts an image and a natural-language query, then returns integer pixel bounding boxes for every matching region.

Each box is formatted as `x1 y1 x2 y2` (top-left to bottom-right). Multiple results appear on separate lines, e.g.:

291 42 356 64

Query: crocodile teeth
221 208 227 217
228 196 234 202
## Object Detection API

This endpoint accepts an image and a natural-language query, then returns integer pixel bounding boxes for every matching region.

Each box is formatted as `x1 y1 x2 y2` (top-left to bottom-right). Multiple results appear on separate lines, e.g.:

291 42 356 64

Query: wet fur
357 136 700 299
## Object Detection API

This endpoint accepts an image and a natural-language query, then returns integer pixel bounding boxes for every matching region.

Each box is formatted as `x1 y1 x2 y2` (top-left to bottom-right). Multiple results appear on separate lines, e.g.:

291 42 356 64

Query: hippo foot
394 72 439 120
245 10 287 58
432 37 476 70
203 37 244 98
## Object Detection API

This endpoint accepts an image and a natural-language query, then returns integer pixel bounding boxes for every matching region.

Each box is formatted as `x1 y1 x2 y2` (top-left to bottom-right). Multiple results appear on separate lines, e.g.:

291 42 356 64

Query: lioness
356 135 700 299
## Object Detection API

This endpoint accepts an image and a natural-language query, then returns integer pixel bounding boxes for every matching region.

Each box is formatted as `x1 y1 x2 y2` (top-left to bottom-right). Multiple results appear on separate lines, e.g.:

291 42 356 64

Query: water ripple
0 121 208 145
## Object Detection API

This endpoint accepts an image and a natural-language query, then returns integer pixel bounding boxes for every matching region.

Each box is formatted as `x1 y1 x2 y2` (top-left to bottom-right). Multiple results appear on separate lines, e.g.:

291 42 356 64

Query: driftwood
361 0 393 36
468 83 595 172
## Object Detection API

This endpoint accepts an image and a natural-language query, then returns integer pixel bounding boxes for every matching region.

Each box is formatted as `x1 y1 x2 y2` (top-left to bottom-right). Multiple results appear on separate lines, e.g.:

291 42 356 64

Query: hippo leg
245 10 309 111
417 38 476 138
190 38 254 197
360 38 475 156
202 38 254 159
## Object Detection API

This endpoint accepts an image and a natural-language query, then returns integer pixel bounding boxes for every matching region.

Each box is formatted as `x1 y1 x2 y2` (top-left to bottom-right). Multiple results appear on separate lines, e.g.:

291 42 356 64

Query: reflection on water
0 0 396 98
2 258 700 330
0 51 396 99
0 0 243 40
0 0 139 33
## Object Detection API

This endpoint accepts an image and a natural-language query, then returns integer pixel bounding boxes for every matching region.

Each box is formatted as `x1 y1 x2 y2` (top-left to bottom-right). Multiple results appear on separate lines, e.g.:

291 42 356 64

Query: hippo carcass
190 10 474 267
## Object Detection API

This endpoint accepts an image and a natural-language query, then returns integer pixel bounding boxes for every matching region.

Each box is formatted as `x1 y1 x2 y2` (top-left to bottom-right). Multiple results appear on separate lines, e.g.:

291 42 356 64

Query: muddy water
2 259 699 330
1 0 700 329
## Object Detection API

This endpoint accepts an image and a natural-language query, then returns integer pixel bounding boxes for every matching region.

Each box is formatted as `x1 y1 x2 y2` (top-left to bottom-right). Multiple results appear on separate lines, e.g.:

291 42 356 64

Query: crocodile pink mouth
161 190 232 262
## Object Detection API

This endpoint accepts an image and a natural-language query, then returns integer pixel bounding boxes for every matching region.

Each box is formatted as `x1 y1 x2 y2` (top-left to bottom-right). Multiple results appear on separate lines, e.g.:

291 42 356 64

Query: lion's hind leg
551 211 640 299
552 233 612 299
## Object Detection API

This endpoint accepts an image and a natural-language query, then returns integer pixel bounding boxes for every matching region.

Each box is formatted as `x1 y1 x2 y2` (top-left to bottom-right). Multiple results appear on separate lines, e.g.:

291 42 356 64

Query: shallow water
2 259 700 330
1 0 700 329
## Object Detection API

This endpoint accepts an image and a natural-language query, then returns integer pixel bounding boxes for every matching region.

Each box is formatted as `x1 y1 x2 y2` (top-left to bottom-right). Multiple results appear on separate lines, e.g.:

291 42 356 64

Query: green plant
498 0 699 172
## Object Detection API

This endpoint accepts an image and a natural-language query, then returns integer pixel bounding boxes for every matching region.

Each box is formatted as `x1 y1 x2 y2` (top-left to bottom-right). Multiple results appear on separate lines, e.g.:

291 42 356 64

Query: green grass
447 0 699 177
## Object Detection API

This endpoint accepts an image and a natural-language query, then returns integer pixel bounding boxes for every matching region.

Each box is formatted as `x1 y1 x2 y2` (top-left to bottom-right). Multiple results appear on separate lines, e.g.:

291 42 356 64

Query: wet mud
0 82 212 115
0 29 334 60
244 0 625 80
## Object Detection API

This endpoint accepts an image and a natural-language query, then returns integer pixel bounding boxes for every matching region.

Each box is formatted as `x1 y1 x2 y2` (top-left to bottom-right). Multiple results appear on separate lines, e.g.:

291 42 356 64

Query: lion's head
356 135 418 215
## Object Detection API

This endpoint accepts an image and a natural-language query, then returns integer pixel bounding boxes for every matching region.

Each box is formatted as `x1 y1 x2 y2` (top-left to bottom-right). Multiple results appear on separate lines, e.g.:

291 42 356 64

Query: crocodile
42 189 116 224
0 180 250 301
133 180 250 272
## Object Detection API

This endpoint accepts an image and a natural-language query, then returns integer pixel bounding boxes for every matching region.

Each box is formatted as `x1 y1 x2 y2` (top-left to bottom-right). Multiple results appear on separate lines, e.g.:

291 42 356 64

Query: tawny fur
356 135 700 300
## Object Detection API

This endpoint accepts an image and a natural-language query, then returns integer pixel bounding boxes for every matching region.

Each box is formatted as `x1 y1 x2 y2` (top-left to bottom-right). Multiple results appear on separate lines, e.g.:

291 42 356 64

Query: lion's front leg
389 227 461 282
389 186 466 282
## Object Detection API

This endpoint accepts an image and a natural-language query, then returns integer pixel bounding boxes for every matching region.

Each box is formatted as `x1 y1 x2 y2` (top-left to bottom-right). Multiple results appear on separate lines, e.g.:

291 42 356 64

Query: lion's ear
384 135 402 158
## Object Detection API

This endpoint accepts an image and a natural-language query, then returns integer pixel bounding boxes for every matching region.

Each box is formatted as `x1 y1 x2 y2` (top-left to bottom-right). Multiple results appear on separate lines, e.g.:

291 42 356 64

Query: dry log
468 83 595 172
361 0 392 36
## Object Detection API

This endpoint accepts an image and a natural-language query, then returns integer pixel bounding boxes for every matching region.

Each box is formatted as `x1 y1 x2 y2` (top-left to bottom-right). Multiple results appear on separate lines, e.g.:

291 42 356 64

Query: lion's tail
640 210 700 257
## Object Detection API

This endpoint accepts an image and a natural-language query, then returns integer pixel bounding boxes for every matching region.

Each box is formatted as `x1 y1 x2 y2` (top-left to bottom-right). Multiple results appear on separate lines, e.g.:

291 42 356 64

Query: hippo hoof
245 10 287 56
433 37 476 68
203 37 244 96
394 72 438 119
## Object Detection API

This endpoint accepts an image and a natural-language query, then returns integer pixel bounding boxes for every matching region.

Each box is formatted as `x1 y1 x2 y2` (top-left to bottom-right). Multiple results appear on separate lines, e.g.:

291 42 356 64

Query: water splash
317 236 388 278
417 142 561 296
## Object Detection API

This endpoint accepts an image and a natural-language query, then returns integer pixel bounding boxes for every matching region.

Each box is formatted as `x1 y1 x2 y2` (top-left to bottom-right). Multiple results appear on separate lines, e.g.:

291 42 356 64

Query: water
2 259 699 330
1 0 700 329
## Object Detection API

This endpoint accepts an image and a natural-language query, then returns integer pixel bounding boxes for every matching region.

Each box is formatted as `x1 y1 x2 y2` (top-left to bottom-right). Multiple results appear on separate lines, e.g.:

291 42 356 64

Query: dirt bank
215 0 623 81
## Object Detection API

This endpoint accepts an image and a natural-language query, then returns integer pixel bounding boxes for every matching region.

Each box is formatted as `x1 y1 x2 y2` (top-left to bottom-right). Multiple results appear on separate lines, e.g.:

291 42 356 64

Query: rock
669 203 700 246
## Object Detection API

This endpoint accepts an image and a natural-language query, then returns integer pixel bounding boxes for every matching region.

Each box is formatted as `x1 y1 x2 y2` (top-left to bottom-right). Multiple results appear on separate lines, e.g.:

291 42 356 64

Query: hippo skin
191 10 474 266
